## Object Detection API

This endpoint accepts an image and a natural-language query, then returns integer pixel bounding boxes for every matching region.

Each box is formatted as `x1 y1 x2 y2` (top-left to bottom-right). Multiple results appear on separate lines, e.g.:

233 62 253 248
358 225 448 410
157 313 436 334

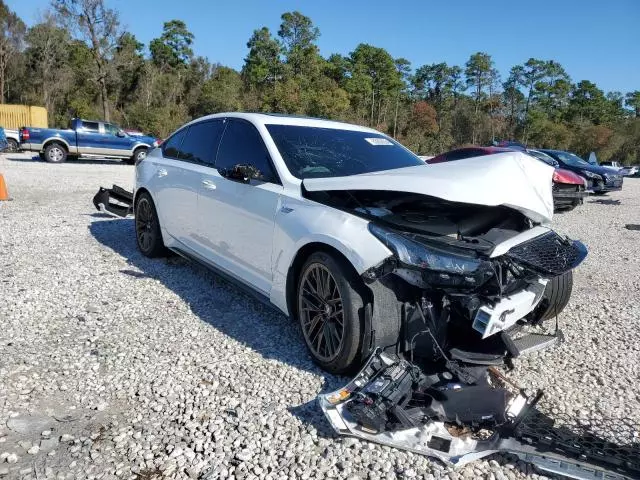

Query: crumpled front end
360 216 587 363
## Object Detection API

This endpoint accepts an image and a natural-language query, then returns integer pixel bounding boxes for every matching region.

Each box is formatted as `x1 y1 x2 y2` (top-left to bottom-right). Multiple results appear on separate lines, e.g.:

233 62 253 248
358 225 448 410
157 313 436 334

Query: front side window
162 128 187 159
81 121 99 132
265 124 423 179
178 120 224 165
217 119 278 183
103 123 120 136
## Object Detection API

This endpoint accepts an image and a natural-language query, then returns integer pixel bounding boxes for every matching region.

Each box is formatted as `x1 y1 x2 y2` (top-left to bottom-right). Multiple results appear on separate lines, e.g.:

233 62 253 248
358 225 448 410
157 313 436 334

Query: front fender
269 198 392 315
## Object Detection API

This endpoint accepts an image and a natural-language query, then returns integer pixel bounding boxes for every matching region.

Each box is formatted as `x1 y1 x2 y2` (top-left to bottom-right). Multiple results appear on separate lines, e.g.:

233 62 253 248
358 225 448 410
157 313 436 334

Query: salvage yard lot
1 152 639 480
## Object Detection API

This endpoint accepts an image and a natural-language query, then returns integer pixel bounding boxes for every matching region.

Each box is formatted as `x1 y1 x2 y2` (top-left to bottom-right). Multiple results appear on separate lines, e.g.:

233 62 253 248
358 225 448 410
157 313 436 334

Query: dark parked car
427 146 511 164
538 149 623 195
427 147 586 211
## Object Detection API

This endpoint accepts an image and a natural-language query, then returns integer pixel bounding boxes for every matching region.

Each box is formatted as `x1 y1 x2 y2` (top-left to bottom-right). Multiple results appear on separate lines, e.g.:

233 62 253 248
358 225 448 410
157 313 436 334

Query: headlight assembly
368 223 493 288
582 170 602 181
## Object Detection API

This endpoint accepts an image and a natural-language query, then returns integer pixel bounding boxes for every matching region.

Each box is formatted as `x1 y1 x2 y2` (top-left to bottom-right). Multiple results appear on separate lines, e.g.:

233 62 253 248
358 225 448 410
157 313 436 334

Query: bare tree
53 0 119 120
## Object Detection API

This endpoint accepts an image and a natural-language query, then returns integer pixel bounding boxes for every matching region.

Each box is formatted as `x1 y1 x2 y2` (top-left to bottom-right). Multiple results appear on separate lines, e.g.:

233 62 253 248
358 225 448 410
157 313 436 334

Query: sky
10 0 640 94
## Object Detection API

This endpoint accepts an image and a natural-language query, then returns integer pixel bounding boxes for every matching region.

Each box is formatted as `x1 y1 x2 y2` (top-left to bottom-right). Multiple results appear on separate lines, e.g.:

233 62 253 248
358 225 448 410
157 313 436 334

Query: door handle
201 179 217 190
157 168 168 178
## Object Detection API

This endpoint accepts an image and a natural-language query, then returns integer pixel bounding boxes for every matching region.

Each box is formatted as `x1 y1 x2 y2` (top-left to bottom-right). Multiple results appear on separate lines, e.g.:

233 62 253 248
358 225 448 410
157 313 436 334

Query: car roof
185 112 381 134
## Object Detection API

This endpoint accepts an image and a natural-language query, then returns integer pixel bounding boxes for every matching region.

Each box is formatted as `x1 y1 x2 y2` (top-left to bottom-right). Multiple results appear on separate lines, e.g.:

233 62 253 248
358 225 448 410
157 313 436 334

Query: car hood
573 164 618 175
554 168 585 185
302 151 555 223
133 135 157 145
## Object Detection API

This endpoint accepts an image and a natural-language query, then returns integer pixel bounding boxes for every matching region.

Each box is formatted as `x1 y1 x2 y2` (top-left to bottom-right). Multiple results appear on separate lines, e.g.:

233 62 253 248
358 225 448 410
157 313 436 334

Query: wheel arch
285 241 372 322
132 186 152 209
43 137 70 151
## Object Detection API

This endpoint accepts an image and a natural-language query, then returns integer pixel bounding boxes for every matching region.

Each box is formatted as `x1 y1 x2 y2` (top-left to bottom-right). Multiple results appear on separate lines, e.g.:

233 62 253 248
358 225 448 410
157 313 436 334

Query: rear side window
81 121 99 132
178 120 224 165
162 128 187 159
216 119 278 183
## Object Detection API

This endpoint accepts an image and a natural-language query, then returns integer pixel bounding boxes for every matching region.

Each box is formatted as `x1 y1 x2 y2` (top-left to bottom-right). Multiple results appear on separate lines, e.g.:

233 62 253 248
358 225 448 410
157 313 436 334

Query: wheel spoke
301 295 323 313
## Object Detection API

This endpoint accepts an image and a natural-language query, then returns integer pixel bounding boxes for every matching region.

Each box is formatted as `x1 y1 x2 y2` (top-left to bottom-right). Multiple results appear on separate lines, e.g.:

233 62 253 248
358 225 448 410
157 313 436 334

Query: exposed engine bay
304 189 587 364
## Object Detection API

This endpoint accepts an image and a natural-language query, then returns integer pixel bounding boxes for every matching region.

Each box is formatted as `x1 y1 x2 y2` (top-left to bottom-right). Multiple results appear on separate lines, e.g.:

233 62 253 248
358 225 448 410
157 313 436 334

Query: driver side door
198 118 283 296
99 122 133 155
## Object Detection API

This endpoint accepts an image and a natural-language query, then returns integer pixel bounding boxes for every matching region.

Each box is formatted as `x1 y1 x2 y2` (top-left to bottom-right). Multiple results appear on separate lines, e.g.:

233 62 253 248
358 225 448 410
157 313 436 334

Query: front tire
128 147 147 165
531 271 573 323
7 138 18 152
135 192 166 258
297 252 365 374
44 143 68 163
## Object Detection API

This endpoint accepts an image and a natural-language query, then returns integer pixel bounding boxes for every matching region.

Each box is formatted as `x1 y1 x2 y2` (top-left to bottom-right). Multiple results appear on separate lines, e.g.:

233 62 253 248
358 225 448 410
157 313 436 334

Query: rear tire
135 192 167 258
44 143 68 163
297 251 366 374
531 271 573 323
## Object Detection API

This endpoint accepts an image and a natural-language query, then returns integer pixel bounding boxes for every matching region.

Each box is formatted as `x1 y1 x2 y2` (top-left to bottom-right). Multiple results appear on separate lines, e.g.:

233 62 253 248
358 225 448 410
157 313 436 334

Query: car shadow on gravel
588 198 621 205
89 217 345 439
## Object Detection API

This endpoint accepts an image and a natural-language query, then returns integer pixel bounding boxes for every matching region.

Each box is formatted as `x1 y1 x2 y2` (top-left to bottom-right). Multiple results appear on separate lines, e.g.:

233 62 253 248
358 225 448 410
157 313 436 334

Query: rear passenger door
153 120 225 252
198 118 282 295
76 120 101 156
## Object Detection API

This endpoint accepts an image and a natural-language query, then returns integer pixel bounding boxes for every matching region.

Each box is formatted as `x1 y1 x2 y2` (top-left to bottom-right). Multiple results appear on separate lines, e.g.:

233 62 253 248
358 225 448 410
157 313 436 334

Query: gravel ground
0 152 639 480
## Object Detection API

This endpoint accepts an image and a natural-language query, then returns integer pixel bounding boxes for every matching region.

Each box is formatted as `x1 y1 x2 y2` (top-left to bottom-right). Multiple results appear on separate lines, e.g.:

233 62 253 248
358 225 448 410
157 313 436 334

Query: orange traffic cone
0 173 10 201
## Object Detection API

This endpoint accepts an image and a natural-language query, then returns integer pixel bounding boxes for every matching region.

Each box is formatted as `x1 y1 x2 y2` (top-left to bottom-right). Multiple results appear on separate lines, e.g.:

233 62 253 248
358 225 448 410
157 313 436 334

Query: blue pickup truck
19 118 158 164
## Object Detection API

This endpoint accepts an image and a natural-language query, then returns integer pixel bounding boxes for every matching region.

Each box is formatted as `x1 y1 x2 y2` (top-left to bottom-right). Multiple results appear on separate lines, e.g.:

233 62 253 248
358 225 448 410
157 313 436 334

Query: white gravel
1 153 639 480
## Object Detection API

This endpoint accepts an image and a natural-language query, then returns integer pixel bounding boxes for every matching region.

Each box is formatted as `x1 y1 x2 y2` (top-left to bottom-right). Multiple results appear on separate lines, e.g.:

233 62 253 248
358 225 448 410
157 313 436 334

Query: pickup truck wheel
128 147 147 165
44 143 67 163
135 192 166 258
6 138 18 152
297 252 365 375
530 271 573 323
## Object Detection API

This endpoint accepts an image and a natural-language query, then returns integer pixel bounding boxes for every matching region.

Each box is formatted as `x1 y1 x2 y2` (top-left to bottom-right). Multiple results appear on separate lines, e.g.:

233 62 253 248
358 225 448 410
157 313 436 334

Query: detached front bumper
93 185 134 217
319 350 640 480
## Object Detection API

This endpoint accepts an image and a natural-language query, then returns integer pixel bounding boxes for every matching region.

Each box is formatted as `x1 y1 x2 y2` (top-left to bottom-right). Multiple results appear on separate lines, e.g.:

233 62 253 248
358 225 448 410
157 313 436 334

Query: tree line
1 0 639 161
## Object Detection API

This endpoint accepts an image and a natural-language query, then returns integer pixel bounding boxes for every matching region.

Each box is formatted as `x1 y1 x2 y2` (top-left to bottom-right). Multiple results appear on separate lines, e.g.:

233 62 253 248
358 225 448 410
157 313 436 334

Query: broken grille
505 231 587 276
515 410 640 477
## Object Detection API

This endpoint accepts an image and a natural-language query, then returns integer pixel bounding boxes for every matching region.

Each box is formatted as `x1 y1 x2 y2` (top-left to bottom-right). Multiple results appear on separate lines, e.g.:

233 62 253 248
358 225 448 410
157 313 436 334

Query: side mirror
219 164 263 183
116 131 126 137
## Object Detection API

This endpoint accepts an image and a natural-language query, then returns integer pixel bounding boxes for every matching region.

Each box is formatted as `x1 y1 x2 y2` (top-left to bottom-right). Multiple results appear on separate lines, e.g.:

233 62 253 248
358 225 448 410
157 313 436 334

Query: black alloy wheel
135 192 166 257
298 262 345 363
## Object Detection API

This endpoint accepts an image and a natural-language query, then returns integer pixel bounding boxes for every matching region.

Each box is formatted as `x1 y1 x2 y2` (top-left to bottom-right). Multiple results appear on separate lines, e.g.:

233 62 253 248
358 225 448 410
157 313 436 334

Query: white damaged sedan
130 113 586 374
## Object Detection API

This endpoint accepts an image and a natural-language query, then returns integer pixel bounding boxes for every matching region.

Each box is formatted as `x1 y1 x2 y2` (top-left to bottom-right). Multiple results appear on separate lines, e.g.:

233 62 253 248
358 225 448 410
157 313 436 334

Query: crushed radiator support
319 349 640 480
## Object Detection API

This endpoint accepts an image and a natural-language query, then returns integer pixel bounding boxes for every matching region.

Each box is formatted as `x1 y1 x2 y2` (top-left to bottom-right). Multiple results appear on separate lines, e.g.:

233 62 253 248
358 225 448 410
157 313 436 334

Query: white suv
133 113 586 373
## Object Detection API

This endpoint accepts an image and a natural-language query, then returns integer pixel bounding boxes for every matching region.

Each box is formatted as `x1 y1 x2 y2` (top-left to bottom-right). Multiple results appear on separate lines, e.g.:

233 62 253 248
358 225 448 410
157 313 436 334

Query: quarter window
178 120 224 165
162 128 187 159
216 119 278 183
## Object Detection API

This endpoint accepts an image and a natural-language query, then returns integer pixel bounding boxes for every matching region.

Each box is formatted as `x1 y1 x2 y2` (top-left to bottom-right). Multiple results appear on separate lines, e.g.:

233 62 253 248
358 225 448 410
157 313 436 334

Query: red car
426 147 586 211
